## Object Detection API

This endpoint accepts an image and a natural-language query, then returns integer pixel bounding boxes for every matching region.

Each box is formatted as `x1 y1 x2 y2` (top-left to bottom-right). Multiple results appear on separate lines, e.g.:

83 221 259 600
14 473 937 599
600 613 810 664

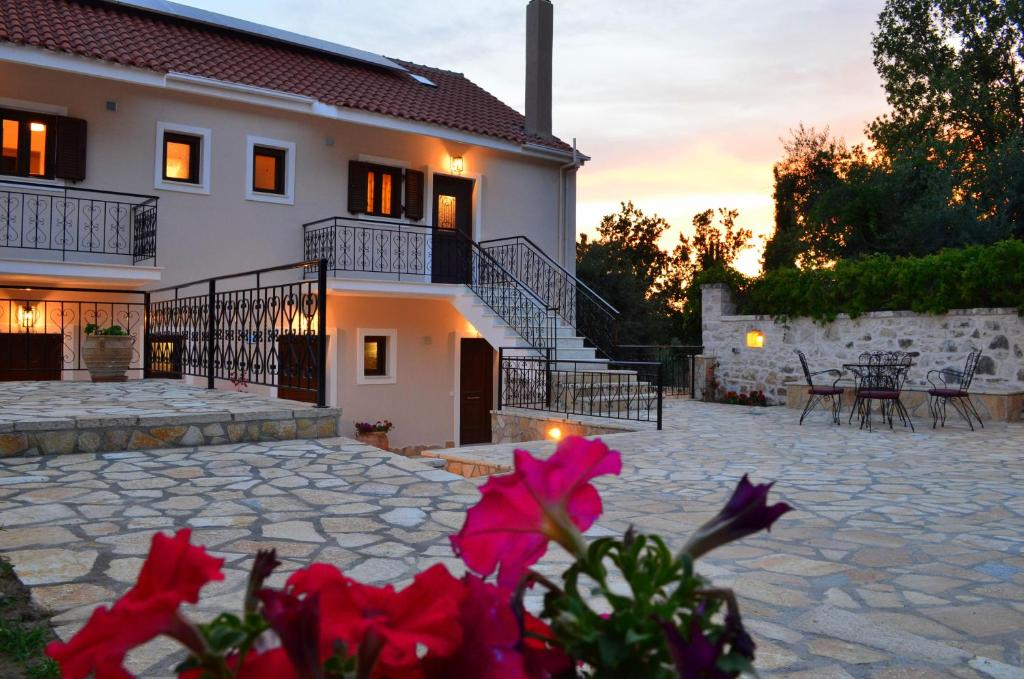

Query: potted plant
354 420 393 450
82 324 134 382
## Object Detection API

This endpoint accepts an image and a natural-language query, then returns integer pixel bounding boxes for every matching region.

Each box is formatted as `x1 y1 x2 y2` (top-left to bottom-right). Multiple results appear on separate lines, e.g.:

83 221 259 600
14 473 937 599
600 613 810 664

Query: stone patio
0 399 1022 677
0 380 339 456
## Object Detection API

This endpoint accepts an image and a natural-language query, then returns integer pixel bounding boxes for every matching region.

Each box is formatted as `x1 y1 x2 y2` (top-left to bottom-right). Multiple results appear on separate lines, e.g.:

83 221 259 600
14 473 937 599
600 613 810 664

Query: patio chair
794 350 843 425
848 351 914 432
927 350 984 431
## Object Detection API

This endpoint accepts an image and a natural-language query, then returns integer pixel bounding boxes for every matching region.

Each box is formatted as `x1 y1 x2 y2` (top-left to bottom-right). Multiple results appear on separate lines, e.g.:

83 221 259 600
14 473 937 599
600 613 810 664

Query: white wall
326 294 481 448
701 283 1024 403
1 63 574 286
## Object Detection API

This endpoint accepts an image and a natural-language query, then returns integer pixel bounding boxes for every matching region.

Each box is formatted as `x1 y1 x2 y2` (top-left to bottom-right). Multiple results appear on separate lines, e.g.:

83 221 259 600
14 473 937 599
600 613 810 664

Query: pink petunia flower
451 436 622 587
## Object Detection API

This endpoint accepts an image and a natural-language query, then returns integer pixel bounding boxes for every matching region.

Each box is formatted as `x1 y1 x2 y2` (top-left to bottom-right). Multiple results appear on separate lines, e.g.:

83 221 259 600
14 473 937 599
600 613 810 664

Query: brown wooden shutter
347 160 369 214
54 116 87 181
404 169 425 221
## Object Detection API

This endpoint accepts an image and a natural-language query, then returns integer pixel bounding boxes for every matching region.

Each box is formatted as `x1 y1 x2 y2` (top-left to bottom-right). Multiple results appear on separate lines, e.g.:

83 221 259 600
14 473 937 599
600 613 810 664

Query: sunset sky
193 0 890 274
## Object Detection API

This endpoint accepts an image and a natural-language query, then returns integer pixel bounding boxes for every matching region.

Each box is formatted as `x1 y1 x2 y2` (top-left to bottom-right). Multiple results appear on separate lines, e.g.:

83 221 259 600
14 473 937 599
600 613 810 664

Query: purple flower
244 548 281 613
682 475 792 560
660 618 732 679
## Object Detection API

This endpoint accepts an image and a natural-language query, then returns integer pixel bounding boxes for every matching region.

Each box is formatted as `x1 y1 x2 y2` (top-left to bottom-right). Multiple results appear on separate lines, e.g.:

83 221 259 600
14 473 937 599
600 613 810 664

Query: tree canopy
763 0 1024 270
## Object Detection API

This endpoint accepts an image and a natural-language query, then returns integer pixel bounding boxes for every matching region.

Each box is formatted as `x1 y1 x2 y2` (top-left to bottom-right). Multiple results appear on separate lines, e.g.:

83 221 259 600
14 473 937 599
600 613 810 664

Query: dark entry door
432 175 474 283
460 338 493 444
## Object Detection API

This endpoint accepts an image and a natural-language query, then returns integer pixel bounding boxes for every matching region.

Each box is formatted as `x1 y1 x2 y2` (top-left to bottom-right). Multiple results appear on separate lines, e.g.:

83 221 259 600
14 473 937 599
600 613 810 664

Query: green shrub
738 239 1024 321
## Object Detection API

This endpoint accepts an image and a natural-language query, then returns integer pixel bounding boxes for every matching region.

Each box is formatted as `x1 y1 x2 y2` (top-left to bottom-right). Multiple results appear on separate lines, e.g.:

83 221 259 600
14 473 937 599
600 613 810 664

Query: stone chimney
525 0 553 139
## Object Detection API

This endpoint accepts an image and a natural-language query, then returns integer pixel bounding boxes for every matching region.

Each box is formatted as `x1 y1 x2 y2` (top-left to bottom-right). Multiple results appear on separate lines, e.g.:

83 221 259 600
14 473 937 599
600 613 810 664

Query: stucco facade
1 60 577 286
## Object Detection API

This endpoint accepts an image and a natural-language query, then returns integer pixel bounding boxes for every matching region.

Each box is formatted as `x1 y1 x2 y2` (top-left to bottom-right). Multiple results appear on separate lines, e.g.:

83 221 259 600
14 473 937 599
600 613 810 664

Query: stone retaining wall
491 408 637 444
0 410 339 457
700 283 1024 413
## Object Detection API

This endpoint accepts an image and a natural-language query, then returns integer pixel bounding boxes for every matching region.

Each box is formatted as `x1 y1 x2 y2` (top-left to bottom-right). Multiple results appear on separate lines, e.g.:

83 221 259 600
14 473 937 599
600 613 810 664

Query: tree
762 0 1024 268
762 126 851 270
576 202 680 345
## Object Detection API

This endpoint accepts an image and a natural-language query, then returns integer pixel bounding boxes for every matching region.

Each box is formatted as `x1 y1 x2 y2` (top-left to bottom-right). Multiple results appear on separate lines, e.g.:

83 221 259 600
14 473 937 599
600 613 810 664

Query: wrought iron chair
794 350 843 424
927 350 984 431
848 351 914 432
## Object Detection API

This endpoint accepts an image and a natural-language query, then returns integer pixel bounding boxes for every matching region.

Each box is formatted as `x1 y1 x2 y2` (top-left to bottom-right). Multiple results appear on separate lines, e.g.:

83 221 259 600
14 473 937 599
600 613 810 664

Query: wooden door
277 334 319 403
431 175 474 283
0 333 62 381
459 338 494 444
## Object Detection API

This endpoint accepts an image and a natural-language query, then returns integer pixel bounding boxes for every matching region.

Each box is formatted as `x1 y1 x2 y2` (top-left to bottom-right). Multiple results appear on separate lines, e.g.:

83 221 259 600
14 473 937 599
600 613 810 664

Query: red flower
412 574 527 679
285 563 463 674
47 529 224 679
178 648 297 679
451 436 621 587
522 614 574 679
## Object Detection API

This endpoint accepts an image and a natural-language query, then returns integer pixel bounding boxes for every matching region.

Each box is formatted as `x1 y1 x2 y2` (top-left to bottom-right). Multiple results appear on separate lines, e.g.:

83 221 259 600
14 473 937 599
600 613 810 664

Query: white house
0 0 620 448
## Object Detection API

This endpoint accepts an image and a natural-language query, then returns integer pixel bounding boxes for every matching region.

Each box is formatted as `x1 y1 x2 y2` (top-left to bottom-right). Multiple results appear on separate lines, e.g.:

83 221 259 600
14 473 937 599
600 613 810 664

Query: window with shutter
348 160 403 217
0 108 56 180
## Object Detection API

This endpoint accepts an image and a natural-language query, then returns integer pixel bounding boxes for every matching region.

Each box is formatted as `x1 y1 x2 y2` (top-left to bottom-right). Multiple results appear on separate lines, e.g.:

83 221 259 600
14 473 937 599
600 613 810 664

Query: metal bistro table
843 355 915 432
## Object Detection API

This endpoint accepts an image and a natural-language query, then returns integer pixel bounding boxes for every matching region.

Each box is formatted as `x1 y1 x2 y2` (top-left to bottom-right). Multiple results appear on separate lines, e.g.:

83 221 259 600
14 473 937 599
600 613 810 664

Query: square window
0 108 56 179
253 145 286 194
162 132 200 183
363 335 387 377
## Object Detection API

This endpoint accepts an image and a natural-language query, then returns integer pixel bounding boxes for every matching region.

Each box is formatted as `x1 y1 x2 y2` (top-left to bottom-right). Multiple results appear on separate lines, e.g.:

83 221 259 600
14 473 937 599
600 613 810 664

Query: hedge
732 239 1024 321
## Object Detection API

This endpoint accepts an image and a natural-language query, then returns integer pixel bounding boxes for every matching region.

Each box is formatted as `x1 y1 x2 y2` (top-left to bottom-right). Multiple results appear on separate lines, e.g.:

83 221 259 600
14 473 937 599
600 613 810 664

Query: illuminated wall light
450 155 465 175
18 303 36 331
29 122 46 132
746 330 765 349
547 426 563 441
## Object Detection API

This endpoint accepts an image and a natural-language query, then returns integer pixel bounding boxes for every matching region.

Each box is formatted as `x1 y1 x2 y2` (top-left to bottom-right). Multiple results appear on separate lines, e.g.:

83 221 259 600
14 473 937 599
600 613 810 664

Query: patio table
843 359 915 431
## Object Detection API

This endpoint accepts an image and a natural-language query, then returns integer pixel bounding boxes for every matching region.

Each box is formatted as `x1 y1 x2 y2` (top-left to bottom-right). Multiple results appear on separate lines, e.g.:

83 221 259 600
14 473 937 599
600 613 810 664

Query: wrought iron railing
480 236 620 356
0 286 146 379
498 348 663 429
0 180 158 263
616 345 702 397
147 260 328 406
303 217 555 351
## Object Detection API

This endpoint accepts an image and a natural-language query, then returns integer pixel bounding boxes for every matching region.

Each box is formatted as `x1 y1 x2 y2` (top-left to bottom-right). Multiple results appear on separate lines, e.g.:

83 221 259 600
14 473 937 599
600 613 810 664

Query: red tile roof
0 0 572 153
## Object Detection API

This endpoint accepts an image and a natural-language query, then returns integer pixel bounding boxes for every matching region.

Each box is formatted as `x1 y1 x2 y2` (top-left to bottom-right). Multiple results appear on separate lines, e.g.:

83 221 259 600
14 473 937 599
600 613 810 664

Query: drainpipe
557 138 580 268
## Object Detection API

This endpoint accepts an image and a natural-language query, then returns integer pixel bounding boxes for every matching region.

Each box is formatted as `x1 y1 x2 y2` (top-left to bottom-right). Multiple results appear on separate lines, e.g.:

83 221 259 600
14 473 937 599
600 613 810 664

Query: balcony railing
303 216 556 351
0 180 158 264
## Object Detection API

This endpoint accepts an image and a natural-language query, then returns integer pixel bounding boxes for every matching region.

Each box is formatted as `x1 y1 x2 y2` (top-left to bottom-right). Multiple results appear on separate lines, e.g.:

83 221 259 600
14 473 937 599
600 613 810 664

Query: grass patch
0 556 59 679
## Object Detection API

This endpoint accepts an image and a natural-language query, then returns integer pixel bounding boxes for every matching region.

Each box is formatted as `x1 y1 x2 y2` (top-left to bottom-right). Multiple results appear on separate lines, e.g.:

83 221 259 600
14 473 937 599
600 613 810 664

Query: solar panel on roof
102 0 408 73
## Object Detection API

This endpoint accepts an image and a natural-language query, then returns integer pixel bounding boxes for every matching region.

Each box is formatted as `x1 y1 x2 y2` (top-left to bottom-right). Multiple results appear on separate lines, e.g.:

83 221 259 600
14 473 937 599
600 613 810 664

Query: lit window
437 195 457 230
162 132 200 183
363 335 387 377
356 163 402 217
1 119 17 174
0 108 56 179
28 121 47 176
252 145 285 194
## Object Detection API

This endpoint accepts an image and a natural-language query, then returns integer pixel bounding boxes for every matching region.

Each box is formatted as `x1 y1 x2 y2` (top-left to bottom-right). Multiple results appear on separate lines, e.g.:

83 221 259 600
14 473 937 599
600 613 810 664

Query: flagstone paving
0 399 1022 677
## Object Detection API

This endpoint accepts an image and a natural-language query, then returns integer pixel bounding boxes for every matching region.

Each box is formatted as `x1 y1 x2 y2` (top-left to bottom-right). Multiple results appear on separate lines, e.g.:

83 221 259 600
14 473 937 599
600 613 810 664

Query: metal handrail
0 179 159 263
303 217 556 350
0 178 160 202
480 235 620 316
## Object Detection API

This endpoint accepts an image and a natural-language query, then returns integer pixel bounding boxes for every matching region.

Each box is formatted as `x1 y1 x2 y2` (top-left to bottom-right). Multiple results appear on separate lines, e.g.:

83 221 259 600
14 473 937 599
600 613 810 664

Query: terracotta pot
82 335 134 382
355 431 390 450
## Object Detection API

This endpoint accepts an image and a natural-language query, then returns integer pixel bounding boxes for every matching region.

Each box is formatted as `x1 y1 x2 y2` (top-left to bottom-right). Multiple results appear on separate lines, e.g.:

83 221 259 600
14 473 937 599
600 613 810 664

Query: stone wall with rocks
700 283 1024 406
491 408 636 444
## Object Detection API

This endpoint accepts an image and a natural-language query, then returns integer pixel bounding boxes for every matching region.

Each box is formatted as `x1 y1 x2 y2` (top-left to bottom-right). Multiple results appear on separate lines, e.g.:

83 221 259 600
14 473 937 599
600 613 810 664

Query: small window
363 335 387 377
359 164 402 217
162 132 200 183
0 108 55 179
356 328 397 384
246 136 295 204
